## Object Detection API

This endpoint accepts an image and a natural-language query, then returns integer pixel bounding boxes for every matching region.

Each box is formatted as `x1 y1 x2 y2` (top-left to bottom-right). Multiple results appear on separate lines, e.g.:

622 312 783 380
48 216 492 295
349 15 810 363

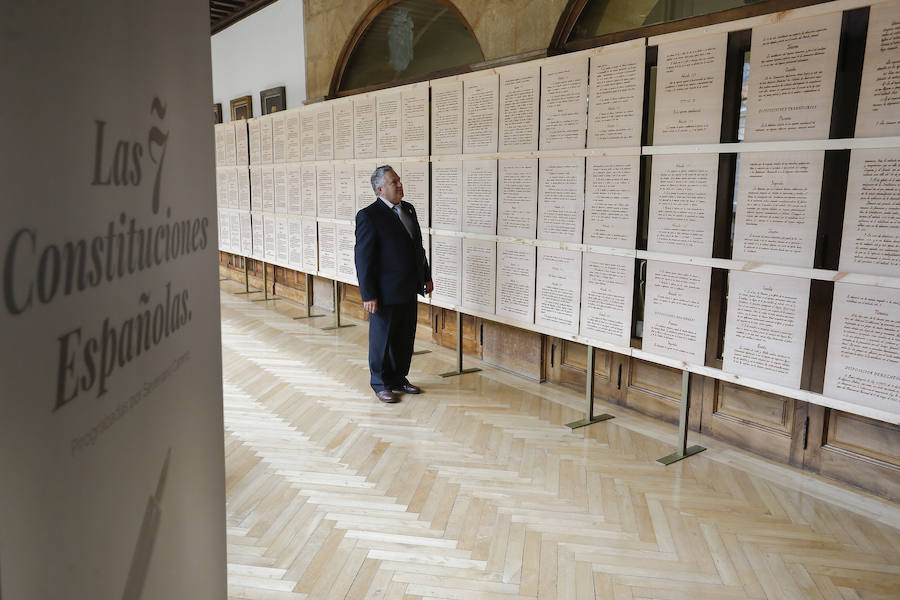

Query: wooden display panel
285 110 301 162
579 253 634 347
733 151 824 267
315 105 334 161
584 155 640 248
334 163 356 220
354 95 377 159
461 238 496 314
431 80 463 156
498 159 538 238
723 272 811 389
271 112 285 163
463 74 499 154
839 147 900 276
587 43 645 148
400 160 429 230
431 234 461 306
648 153 718 257
642 261 711 365
402 86 429 156
431 160 462 231
537 157 585 243
535 247 582 335
499 64 540 153
824 282 900 420
653 33 727 145
376 91 402 157
333 99 354 159
496 242 536 323
856 2 900 138
300 109 316 161
539 56 589 150
461 159 497 234
744 12 842 142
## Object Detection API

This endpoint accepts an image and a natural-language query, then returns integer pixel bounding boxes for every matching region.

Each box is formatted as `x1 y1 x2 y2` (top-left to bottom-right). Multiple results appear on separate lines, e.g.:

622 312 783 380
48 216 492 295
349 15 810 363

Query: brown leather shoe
376 390 400 403
392 382 422 394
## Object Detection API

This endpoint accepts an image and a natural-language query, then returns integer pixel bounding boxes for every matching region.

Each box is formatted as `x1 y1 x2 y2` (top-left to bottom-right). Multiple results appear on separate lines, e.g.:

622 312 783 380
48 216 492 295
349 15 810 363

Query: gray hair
370 165 395 195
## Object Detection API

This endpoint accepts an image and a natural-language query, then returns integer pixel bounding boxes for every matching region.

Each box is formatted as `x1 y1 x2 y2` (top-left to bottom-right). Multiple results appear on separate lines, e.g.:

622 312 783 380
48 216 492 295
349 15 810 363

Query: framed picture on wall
230 95 253 120
213 103 222 124
260 86 286 114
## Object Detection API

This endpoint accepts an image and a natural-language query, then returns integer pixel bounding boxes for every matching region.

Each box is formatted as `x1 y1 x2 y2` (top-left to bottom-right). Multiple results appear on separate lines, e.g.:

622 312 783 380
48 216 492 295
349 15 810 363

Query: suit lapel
373 198 413 241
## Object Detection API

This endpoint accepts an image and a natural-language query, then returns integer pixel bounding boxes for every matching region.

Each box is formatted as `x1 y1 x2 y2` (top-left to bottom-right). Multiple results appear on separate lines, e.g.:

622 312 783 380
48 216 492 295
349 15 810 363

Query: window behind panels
337 0 484 93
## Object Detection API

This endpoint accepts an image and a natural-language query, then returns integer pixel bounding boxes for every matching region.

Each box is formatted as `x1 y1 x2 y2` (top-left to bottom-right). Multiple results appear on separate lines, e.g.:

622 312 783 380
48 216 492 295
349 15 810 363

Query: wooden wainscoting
621 357 703 428
544 338 625 406
806 407 900 501
700 379 807 466
482 322 544 381
431 307 483 358
339 283 368 321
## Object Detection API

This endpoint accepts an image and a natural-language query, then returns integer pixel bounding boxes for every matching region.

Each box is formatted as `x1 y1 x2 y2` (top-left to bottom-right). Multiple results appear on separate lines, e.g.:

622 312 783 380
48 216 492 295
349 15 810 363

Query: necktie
393 205 413 238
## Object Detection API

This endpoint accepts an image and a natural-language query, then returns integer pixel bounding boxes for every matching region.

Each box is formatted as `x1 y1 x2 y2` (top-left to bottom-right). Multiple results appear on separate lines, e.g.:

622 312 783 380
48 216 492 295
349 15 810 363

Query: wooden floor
219 283 900 600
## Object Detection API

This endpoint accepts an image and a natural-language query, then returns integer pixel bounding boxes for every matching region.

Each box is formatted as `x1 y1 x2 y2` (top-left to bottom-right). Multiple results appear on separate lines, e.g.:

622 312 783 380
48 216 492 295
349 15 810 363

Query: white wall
211 0 306 120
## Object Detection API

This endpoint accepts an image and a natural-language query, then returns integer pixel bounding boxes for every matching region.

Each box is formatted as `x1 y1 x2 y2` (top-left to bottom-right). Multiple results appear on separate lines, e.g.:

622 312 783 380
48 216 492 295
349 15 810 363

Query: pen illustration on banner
122 448 171 600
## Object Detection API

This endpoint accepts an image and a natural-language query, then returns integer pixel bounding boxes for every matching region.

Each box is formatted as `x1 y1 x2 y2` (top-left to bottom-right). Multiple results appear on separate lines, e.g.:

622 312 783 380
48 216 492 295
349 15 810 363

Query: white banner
0 2 226 598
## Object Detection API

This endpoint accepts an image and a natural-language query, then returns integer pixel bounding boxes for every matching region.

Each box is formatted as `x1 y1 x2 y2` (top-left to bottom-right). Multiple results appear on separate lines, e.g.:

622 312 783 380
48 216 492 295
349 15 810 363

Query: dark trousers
368 300 417 392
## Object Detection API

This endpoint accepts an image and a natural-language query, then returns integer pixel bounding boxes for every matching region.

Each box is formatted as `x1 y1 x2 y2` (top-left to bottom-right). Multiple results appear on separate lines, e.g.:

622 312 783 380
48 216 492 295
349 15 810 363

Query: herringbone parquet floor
219 284 900 600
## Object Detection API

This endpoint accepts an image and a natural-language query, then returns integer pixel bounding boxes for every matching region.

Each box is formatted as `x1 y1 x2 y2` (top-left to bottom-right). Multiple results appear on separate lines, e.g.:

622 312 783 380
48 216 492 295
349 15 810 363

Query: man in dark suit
355 165 433 403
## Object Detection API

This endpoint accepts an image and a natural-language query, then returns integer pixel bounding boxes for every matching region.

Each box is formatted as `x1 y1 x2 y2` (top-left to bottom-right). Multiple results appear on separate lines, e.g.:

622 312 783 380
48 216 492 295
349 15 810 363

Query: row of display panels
215 1 900 424
214 3 900 170
217 146 900 279
217 208 899 422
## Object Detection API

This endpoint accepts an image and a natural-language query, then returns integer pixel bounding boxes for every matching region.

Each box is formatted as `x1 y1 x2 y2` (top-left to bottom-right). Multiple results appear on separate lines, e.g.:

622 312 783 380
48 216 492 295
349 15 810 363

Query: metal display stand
251 262 279 302
565 346 615 429
321 280 355 330
294 273 326 320
657 370 706 465
234 258 261 296
439 311 481 378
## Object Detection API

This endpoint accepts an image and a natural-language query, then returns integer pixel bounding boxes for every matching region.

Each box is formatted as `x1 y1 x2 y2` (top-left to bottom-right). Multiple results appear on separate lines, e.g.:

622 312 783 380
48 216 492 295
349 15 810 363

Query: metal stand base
234 259 259 295
412 349 432 356
251 262 278 302
656 371 706 465
439 367 480 378
657 445 706 465
566 413 614 429
566 346 614 430
438 311 481 378
320 280 356 331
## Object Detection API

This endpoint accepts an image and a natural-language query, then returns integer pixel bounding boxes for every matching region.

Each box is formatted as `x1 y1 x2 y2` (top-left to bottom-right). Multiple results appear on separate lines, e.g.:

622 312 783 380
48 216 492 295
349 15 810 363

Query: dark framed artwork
213 103 222 124
260 86 286 114
230 95 253 121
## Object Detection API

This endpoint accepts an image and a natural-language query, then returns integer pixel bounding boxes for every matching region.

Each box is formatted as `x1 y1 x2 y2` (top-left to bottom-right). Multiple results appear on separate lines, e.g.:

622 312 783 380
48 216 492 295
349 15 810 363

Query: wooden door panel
431 307 482 358
340 283 368 321
482 322 544 381
806 407 900 501
700 379 805 465
544 339 623 403
622 358 682 423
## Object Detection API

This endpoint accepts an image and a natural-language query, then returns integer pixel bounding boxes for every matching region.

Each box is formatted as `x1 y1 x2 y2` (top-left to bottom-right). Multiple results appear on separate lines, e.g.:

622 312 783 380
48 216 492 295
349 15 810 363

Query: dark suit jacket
355 199 431 305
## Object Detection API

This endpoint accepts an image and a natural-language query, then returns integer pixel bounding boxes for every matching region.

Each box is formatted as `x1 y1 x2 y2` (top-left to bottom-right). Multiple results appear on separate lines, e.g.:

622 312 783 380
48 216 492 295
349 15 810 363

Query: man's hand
425 281 434 295
363 299 378 313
